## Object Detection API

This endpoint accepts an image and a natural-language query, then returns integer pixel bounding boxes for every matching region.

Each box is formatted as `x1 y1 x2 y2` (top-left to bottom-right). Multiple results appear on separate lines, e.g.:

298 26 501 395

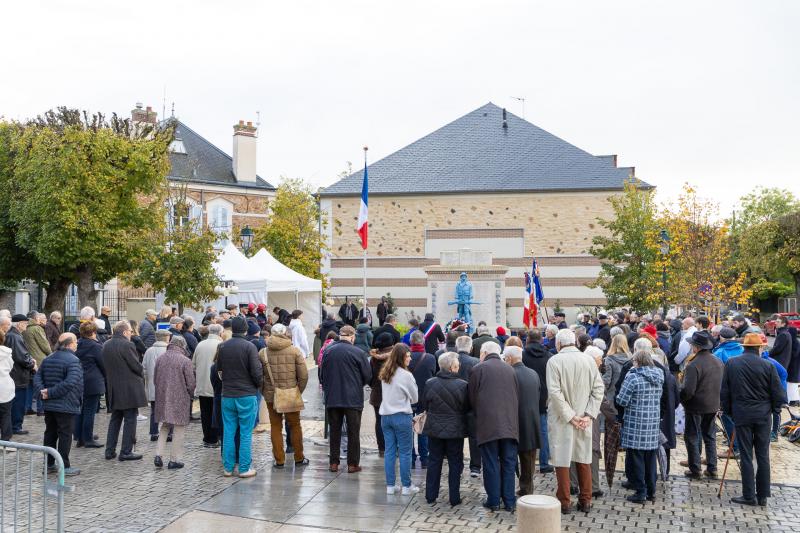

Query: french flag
357 160 368 249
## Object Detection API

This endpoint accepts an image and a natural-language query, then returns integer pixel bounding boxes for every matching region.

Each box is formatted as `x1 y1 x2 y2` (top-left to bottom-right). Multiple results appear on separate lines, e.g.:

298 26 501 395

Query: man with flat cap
680 330 724 480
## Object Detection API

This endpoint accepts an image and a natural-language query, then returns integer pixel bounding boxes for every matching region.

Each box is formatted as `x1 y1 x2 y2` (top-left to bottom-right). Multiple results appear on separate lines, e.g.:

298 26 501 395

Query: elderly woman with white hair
542 324 559 354
421 352 469 506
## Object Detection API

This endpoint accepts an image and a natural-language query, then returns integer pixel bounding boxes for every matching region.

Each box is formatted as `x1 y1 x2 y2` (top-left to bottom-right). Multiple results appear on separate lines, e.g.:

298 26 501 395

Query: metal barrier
0 440 70 532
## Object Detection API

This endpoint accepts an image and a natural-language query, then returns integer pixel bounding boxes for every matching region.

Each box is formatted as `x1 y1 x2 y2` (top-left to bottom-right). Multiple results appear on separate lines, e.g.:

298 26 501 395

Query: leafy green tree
589 181 664 311
774 212 800 294
122 187 219 312
734 187 800 230
253 177 328 292
1 108 173 313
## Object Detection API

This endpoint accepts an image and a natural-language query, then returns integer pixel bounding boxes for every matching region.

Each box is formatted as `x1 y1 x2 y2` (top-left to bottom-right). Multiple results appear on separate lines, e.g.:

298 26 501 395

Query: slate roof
166 120 274 190
321 102 647 196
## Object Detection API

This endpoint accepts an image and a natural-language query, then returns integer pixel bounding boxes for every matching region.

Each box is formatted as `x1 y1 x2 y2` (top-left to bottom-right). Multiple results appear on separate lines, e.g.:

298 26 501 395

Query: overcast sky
2 1 798 214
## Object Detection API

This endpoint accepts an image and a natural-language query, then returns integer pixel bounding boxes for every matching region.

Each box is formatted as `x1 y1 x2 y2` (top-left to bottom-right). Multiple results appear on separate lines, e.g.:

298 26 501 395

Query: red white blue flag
523 272 532 327
357 160 368 249
530 258 544 326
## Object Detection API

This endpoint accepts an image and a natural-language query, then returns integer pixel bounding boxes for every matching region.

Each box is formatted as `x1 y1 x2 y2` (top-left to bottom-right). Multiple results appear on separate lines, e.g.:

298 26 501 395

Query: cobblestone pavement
2 370 799 532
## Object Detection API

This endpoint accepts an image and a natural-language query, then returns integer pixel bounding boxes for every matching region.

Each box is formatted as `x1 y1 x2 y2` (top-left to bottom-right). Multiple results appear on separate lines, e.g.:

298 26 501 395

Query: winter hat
247 320 260 336
231 316 248 335
11 314 28 323
374 332 395 351
719 327 737 340
496 326 507 336
257 303 267 312
248 303 256 311
643 324 657 338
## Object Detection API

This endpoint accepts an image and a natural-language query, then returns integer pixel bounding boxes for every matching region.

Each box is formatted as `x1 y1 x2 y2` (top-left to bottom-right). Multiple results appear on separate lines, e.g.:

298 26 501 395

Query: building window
207 198 233 246
168 137 187 154
167 198 202 232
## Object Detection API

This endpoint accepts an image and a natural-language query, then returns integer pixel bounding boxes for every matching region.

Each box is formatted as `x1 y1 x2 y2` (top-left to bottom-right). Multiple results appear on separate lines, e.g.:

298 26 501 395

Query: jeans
479 438 518 509
74 394 101 442
221 395 258 473
381 412 413 487
411 405 428 464
25 384 34 412
538 413 550 468
736 419 772 500
626 448 657 499
44 412 75 468
684 412 717 473
11 387 28 432
106 408 138 455
721 413 739 452
426 437 464 504
328 407 362 466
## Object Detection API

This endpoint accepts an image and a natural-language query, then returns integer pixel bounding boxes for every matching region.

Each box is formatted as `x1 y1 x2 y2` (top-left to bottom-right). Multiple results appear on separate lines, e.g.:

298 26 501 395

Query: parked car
763 313 800 336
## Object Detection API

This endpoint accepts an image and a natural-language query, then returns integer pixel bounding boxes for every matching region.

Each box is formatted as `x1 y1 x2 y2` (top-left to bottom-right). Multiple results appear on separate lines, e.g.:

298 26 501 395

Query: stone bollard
517 494 561 533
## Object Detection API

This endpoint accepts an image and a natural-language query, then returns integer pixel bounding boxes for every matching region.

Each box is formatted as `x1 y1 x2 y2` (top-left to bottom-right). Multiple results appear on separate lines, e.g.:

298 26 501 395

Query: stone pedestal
516 494 560 533
424 249 508 328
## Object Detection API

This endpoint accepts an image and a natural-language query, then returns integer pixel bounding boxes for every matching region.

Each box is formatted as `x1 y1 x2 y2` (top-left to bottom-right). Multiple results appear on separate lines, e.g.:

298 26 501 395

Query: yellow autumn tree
660 184 751 319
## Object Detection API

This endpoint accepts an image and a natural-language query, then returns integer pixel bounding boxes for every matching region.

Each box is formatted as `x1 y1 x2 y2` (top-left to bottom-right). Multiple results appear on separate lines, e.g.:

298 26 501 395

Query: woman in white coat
0 330 16 442
289 310 310 359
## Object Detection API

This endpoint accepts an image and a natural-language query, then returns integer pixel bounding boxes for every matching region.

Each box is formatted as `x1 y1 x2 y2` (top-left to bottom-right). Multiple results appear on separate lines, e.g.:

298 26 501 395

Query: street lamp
659 229 670 315
240 225 254 257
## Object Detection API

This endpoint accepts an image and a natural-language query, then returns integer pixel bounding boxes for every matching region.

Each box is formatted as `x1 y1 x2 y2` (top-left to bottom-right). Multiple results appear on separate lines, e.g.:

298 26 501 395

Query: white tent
159 243 322 349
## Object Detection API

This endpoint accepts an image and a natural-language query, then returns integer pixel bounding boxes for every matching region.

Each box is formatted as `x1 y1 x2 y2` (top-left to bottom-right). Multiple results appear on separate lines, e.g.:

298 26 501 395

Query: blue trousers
74 394 101 442
626 448 657 499
11 387 28 432
382 412 413 487
538 413 550 468
221 396 258 473
480 438 518 508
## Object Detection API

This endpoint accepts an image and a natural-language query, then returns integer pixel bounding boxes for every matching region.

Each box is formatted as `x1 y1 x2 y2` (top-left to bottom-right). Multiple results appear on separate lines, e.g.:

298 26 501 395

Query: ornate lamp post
240 225 254 257
660 229 670 315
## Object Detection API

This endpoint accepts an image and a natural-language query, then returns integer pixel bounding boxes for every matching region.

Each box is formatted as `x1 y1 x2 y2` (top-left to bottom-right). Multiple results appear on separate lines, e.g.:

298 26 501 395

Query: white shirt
675 326 697 365
289 319 310 358
0 346 15 403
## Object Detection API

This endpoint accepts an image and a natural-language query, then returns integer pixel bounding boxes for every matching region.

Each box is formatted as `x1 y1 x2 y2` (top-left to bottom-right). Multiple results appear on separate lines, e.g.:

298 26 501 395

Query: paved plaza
4 370 799 532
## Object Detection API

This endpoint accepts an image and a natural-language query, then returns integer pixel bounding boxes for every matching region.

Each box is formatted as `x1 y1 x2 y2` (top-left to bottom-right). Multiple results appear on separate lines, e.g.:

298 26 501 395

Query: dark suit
102 334 147 456
512 363 541 495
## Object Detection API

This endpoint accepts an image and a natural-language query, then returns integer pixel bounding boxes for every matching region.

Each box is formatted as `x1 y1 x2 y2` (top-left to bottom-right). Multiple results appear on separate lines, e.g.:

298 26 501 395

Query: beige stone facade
326 191 617 258
321 190 618 328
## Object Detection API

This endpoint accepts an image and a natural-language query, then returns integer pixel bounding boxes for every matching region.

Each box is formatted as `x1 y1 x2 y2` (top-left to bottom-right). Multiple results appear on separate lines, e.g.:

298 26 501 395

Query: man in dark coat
408 330 436 467
554 312 568 330
721 333 786 506
769 315 793 372
522 329 553 473
454 335 481 476
788 326 800 406
317 310 342 344
319 325 371 472
668 318 684 372
273 307 292 327
505 346 541 496
471 325 498 359
102 321 148 461
419 313 445 355
372 314 401 347
34 333 83 476
594 313 611 345
679 330 724 479
468 340 520 512
45 311 63 351
421 352 469 506
376 296 390 326
99 307 113 340
139 309 157 349
337 299 358 327
3 315 36 435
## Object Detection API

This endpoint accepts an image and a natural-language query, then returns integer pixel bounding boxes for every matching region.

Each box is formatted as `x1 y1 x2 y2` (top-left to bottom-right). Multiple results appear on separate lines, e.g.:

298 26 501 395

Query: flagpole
362 146 368 312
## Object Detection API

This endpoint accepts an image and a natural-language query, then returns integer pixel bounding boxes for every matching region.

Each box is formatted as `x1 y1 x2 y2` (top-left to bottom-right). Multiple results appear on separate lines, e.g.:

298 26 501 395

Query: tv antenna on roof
510 96 526 119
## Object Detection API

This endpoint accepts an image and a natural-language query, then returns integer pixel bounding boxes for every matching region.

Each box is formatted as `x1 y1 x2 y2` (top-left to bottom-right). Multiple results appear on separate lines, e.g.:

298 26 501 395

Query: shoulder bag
263 348 305 413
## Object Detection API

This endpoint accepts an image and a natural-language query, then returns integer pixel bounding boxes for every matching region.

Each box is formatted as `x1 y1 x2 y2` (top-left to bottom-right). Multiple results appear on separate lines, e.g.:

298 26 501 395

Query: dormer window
169 137 187 154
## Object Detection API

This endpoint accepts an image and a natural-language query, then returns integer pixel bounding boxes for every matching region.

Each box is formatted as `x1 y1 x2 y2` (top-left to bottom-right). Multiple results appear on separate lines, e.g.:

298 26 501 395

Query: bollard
517 494 561 533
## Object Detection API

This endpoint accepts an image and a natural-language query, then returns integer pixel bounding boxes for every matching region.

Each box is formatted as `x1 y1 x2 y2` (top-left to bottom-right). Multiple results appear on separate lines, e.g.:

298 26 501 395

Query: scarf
410 343 425 353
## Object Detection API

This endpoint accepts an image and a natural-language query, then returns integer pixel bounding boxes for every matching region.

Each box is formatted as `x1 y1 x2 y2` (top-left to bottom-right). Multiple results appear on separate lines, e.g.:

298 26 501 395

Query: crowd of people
0 302 796 516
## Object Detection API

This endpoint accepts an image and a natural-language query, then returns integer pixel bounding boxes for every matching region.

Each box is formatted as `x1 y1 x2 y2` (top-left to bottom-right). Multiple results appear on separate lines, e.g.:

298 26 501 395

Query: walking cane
716 413 738 498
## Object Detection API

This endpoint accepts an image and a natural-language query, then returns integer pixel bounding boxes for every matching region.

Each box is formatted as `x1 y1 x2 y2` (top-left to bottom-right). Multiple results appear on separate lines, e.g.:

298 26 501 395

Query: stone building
320 103 650 327
132 103 276 242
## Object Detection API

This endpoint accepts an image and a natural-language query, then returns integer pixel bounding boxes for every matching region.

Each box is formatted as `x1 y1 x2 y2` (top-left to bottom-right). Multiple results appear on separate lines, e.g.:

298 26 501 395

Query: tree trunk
43 277 71 316
76 266 97 309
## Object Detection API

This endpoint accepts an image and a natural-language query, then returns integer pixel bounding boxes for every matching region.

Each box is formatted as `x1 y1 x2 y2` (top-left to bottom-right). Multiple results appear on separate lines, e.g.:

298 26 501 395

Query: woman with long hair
379 343 419 494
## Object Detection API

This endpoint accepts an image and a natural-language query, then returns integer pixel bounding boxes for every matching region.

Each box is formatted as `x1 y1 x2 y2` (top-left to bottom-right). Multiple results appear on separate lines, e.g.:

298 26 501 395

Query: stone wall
184 190 269 230
326 190 618 258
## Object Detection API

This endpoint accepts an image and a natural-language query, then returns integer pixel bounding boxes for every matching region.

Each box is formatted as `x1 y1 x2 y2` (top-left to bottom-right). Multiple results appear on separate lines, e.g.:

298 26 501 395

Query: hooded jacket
354 323 373 354
601 353 630 415
259 333 308 403
713 340 744 364
369 349 392 407
617 365 664 450
522 341 551 412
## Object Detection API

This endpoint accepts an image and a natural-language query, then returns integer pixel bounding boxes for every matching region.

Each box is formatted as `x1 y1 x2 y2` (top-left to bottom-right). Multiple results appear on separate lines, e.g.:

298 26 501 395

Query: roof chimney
502 108 508 129
131 103 157 124
232 119 258 183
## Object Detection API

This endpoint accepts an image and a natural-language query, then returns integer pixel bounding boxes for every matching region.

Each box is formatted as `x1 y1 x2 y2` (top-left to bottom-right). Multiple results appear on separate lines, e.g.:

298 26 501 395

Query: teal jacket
713 340 744 364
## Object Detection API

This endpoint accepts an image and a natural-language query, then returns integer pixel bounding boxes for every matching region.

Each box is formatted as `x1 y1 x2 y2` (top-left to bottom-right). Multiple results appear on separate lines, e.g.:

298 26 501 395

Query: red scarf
410 343 425 353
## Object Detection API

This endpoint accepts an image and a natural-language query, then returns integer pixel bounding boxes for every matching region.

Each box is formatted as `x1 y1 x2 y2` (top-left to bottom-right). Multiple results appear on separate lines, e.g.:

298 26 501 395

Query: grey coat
468 354 519 445
512 362 541 452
